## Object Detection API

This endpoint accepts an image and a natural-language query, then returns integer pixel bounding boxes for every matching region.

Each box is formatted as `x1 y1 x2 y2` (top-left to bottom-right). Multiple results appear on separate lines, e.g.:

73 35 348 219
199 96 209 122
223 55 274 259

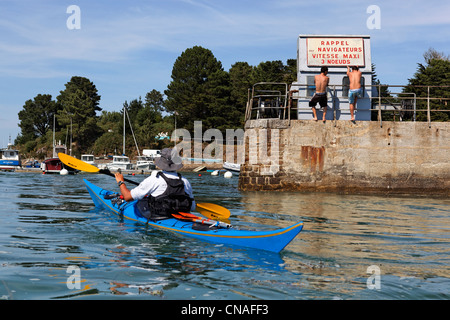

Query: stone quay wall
238 119 450 197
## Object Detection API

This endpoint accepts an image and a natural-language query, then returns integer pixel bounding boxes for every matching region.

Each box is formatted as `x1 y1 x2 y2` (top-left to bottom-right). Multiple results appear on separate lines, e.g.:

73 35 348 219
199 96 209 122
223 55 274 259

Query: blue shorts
349 88 363 104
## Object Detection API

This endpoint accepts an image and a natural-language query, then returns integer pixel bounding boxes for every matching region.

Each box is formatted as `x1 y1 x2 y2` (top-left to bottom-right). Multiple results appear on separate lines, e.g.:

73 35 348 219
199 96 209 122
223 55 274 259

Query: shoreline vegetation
12 47 449 162
14 46 296 161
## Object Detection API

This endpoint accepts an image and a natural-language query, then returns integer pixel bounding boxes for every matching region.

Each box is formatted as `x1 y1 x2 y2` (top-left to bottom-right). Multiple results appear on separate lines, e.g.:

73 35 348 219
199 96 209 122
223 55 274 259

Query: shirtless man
309 66 329 122
347 65 362 121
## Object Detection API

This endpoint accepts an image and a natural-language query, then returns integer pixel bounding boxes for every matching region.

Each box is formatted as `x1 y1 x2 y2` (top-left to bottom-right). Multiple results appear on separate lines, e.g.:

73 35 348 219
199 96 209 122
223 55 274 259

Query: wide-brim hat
155 148 183 171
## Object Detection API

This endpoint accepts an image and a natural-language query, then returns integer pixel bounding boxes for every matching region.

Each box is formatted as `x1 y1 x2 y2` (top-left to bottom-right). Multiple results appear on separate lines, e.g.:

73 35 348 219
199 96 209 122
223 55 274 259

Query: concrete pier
238 119 450 196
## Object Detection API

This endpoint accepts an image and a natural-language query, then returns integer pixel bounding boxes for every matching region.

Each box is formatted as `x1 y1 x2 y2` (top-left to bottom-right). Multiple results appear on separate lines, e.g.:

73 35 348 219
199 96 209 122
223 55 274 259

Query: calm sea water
0 171 449 300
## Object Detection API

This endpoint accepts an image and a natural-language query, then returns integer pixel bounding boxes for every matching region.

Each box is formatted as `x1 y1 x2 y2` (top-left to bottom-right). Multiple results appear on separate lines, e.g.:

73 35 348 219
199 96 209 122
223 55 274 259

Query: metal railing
244 82 289 121
245 83 450 127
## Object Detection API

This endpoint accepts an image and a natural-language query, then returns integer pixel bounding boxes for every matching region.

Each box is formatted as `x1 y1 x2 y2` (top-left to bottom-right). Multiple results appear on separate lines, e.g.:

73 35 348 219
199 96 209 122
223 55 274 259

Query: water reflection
240 190 450 285
97 230 289 297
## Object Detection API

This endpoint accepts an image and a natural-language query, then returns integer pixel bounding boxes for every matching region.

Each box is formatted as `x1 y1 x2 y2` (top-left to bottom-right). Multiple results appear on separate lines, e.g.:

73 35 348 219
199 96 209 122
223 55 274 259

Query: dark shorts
309 93 327 108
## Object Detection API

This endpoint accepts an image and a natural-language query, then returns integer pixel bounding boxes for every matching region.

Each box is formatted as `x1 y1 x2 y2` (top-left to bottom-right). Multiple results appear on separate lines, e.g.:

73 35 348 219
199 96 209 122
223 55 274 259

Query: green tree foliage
249 59 297 85
403 48 450 121
15 45 449 159
121 91 170 152
371 63 393 121
164 46 238 132
96 110 122 134
123 97 143 124
92 130 123 155
56 76 103 151
201 68 240 131
135 90 168 147
164 46 296 132
17 94 59 144
93 110 123 155
250 60 286 83
92 90 170 156
284 59 297 84
229 62 253 117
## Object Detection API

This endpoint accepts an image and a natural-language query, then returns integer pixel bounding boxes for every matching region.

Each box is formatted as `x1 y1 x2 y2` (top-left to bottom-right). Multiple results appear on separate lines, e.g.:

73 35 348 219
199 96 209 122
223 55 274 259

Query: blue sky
1 0 449 146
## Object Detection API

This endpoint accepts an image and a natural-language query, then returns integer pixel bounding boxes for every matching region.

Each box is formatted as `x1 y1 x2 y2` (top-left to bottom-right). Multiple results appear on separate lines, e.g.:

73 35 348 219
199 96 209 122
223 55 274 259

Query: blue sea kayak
84 179 303 252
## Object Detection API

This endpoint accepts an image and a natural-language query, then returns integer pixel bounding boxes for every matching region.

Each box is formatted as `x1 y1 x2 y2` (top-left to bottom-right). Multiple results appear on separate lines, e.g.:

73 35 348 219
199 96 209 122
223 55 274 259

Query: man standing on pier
347 65 362 122
309 66 329 122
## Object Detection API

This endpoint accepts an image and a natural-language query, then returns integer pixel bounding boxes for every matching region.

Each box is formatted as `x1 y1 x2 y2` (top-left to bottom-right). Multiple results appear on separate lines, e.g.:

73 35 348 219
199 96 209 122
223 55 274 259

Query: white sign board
307 37 365 67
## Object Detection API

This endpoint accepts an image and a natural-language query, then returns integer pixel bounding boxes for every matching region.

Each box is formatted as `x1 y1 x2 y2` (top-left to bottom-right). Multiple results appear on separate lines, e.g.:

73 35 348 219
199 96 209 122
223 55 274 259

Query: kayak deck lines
83 179 303 252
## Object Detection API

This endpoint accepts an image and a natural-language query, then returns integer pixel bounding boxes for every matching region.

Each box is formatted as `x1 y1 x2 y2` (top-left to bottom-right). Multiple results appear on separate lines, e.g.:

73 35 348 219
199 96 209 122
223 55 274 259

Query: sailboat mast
52 114 56 158
123 105 126 156
70 118 73 156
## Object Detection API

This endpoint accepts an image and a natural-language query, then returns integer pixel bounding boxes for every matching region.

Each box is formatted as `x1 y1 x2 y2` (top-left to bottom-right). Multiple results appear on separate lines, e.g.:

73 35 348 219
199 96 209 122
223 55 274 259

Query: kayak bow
83 179 303 252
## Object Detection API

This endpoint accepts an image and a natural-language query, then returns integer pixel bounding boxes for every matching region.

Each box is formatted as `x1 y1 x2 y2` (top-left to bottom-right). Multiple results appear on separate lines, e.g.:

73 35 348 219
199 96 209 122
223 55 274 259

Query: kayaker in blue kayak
114 148 195 220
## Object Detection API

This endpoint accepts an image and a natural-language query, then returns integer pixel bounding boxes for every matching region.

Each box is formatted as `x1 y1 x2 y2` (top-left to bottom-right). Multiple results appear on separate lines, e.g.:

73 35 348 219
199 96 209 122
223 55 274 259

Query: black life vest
138 172 193 221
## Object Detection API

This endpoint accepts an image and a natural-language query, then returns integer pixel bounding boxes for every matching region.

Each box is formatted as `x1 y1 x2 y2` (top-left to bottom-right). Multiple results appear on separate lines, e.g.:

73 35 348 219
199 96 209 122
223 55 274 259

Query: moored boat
40 141 77 174
223 161 240 172
83 179 303 252
81 154 97 167
106 155 132 171
40 157 78 174
135 155 155 171
40 157 63 173
24 160 40 168
0 143 21 171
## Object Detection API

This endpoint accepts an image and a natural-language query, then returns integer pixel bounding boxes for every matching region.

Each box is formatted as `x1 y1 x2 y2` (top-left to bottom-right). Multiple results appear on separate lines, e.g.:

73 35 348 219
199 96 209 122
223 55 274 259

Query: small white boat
223 161 240 172
135 156 155 171
107 155 132 171
81 154 97 167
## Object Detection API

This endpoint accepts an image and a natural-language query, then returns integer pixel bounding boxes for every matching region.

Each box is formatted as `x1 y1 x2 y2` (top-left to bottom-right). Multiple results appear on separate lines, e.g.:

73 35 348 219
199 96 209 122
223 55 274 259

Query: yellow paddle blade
196 203 230 220
58 153 100 173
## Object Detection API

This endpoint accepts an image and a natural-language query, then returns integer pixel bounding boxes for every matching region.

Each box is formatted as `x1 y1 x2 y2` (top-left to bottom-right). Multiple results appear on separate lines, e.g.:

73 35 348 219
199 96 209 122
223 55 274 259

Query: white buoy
60 168 69 175
224 171 233 178
211 170 219 176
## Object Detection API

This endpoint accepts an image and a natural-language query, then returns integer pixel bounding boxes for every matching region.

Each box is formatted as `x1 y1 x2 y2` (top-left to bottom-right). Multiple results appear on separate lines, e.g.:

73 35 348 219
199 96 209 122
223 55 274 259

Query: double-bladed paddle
58 153 231 220
58 152 139 185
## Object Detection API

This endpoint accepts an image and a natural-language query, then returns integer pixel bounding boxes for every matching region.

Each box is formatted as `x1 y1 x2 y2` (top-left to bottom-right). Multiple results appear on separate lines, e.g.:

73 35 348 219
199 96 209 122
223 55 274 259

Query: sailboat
104 106 135 171
104 105 156 172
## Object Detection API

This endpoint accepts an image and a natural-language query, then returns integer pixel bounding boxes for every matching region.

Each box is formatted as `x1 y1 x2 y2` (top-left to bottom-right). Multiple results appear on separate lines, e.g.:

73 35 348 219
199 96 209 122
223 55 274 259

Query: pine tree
164 46 236 132
404 48 450 122
229 62 253 121
56 76 102 152
16 94 59 144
